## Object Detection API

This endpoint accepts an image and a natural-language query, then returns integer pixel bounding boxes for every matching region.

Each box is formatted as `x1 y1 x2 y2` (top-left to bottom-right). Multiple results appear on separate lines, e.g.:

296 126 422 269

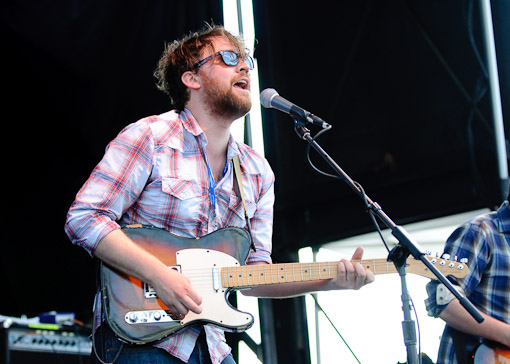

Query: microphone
260 88 330 128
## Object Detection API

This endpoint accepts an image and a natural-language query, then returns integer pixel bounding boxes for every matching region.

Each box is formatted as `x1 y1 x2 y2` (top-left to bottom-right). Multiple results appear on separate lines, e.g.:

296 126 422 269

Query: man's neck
186 104 232 182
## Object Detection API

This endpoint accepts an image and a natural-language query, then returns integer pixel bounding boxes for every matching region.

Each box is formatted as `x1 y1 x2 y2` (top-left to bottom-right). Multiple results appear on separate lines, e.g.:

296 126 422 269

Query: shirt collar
180 108 205 137
496 200 510 233
179 108 242 160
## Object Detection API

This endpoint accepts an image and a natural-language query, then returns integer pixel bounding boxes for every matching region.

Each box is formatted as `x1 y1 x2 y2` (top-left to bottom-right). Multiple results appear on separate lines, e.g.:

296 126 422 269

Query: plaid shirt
424 201 510 364
65 109 275 363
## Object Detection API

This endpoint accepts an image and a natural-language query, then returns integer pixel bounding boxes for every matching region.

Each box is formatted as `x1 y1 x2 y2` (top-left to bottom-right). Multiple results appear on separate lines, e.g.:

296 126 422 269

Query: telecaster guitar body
101 225 252 344
472 341 510 364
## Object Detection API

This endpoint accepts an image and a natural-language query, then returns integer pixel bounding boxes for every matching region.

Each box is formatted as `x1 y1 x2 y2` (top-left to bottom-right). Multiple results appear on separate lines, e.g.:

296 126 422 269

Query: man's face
198 37 252 121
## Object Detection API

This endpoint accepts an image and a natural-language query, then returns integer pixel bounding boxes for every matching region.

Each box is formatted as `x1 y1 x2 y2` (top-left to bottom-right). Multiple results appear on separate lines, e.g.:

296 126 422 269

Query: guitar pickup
143 266 181 299
125 310 178 324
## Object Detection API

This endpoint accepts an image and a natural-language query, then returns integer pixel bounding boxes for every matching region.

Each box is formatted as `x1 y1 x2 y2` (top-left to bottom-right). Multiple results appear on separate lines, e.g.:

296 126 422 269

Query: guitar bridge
143 266 181 298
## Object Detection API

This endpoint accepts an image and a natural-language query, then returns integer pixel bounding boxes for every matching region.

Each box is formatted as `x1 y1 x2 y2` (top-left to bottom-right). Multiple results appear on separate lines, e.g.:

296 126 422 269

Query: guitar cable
310 294 362 364
92 261 124 364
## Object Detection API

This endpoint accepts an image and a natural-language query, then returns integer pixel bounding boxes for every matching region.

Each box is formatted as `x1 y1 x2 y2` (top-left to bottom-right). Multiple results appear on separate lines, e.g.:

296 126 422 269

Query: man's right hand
150 266 203 317
94 229 203 317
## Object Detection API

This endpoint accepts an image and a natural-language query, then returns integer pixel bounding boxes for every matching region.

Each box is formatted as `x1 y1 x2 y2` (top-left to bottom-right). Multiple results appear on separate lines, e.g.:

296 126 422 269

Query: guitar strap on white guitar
232 155 256 252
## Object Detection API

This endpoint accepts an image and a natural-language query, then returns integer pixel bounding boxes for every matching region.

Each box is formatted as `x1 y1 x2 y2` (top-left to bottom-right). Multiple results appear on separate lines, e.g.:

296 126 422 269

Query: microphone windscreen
259 88 278 108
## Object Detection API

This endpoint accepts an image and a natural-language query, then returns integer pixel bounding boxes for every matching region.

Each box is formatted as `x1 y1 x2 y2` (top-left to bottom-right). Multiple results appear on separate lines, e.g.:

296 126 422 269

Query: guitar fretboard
221 259 399 288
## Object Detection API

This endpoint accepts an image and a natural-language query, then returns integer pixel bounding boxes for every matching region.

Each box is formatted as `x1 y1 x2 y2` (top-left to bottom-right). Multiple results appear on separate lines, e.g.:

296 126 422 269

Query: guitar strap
449 326 468 363
232 155 256 252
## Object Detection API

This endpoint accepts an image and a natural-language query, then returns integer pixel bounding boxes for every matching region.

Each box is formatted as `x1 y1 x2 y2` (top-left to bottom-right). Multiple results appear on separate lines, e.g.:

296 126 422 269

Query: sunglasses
195 50 254 70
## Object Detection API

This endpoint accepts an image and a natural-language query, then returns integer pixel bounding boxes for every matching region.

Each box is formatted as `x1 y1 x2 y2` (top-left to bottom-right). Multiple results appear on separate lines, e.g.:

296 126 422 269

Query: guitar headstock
407 255 468 280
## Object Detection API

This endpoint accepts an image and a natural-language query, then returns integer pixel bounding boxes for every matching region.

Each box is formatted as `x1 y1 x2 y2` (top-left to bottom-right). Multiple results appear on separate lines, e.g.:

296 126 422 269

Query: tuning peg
426 250 432 255
460 258 468 264
454 255 458 261
442 253 451 260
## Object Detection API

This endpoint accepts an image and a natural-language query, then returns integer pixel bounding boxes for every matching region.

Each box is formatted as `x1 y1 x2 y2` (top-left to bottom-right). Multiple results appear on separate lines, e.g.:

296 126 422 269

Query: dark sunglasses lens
221 51 239 66
220 51 254 69
245 56 254 69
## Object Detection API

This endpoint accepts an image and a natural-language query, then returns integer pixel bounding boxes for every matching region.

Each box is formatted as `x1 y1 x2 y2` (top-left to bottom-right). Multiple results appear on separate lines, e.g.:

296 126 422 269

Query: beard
201 72 252 121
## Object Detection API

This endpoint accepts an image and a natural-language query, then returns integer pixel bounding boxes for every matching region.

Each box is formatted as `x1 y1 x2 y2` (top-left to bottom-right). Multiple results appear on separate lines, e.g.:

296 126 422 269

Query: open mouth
233 79 249 90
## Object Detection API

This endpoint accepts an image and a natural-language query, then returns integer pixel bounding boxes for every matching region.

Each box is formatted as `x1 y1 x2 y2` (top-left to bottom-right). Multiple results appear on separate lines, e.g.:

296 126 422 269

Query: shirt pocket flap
229 194 256 219
161 177 199 200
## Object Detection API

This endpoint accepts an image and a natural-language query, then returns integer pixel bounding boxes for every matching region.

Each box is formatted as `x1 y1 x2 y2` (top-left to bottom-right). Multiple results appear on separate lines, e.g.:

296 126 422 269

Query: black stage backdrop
253 0 510 253
2 1 222 321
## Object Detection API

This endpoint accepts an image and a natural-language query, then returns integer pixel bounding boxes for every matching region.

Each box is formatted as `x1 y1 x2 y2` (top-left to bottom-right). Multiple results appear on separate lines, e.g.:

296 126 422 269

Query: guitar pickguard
123 249 253 331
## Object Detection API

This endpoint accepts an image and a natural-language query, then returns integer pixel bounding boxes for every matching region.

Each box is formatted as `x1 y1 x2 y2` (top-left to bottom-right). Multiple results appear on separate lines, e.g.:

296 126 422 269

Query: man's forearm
440 299 510 347
93 228 169 286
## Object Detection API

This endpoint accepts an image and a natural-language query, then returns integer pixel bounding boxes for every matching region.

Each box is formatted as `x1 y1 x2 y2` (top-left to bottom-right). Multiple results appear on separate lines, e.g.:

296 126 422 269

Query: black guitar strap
232 155 256 252
449 326 468 363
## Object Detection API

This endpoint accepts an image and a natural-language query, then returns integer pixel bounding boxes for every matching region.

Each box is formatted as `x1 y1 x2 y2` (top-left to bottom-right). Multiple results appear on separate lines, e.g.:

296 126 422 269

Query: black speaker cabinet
2 324 91 364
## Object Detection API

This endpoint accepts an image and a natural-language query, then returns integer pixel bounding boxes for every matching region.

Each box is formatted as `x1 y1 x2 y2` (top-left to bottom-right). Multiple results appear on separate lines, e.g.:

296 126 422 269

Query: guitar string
165 259 462 286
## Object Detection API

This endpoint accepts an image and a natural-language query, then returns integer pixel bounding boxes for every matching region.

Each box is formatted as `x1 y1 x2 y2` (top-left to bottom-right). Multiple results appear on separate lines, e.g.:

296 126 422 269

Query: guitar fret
228 267 234 288
259 264 265 285
241 266 246 287
247 265 253 286
271 264 277 284
240 266 245 287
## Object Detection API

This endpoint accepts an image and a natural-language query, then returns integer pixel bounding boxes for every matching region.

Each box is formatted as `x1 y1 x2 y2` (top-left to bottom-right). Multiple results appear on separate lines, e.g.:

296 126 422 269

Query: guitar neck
221 259 398 289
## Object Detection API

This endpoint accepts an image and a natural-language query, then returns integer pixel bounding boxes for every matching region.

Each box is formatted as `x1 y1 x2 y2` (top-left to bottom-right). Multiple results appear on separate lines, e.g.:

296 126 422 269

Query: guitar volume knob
129 312 138 323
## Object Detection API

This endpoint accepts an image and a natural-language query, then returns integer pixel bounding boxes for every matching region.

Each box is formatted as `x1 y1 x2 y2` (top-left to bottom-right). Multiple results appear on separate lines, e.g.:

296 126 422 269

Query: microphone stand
291 120 484 364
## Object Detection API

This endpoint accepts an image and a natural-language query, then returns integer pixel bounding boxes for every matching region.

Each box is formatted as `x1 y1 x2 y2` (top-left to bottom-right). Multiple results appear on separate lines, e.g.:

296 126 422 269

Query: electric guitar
101 225 468 344
472 341 510 364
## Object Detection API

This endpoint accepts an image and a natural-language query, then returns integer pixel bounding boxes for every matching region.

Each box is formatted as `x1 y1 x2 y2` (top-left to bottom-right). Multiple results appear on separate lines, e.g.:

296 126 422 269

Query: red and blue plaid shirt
65 109 275 363
425 201 510 363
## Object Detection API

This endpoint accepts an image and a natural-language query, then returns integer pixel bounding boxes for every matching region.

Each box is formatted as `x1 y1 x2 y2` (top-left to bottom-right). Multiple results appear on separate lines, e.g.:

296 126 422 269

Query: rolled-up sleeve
64 121 154 255
424 220 491 317
246 161 275 265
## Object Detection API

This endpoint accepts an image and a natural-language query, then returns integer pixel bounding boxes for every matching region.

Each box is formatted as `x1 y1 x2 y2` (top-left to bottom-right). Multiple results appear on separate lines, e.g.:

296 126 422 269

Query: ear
181 71 201 90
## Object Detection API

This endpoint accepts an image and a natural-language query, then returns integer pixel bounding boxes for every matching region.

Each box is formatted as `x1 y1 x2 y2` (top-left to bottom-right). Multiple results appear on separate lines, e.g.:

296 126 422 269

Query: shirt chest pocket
160 177 205 221
161 177 201 200
229 192 256 220
215 181 257 227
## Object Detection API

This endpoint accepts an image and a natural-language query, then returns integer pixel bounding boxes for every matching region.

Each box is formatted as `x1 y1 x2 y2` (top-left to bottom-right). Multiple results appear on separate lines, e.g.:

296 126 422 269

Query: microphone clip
289 105 331 129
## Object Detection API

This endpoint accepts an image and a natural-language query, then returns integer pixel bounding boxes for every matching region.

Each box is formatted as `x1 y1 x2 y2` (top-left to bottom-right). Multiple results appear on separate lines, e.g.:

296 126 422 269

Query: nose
238 59 251 74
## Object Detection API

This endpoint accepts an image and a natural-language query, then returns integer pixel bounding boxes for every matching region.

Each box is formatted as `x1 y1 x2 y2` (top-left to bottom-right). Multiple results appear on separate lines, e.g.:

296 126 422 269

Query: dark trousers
92 323 236 364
